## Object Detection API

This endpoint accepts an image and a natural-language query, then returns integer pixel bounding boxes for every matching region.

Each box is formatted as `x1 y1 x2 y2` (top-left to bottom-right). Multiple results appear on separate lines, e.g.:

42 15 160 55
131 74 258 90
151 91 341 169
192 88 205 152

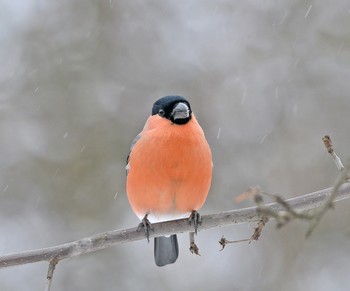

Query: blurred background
1 0 350 290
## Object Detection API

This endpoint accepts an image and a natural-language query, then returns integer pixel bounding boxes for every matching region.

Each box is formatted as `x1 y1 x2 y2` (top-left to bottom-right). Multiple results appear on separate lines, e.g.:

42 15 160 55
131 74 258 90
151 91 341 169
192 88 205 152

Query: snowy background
1 1 350 290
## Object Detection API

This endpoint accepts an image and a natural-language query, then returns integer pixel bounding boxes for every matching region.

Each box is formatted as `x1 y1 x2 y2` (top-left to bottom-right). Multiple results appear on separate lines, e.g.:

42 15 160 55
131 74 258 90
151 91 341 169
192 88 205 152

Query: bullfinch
126 95 212 266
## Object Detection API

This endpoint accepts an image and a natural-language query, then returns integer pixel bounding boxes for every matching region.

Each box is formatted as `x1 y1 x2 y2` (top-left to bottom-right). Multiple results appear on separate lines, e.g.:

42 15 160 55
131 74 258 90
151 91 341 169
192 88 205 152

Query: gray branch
1 183 350 269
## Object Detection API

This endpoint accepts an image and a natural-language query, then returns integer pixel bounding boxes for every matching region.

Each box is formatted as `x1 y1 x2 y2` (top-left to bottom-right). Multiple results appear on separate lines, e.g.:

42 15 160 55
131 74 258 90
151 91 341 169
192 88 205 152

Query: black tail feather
154 235 179 267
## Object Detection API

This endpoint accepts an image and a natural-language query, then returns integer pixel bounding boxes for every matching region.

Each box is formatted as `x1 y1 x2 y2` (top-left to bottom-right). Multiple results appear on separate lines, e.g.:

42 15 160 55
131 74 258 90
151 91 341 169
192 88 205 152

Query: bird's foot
137 214 153 242
188 210 202 235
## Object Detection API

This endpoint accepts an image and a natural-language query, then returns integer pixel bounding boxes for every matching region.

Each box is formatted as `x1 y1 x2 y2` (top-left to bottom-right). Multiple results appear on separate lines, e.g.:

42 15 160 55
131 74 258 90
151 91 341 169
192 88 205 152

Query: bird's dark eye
158 109 165 117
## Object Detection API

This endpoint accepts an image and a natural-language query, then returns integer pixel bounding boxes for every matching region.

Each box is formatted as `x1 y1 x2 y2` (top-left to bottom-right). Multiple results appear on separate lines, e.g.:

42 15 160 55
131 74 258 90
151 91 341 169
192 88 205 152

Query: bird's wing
126 132 142 176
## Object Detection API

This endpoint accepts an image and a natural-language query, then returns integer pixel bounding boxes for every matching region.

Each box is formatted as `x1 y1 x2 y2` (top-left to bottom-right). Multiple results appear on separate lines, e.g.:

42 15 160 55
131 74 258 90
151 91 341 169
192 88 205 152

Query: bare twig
306 159 350 237
219 236 239 250
253 162 350 237
44 258 58 291
1 184 350 269
303 135 350 236
255 191 314 228
251 136 350 237
322 135 348 176
250 216 269 242
219 236 252 248
219 216 269 250
189 232 200 255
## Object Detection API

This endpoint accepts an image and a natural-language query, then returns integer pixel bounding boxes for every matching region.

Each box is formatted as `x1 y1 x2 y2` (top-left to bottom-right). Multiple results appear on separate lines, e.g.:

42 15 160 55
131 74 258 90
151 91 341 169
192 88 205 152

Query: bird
126 95 212 267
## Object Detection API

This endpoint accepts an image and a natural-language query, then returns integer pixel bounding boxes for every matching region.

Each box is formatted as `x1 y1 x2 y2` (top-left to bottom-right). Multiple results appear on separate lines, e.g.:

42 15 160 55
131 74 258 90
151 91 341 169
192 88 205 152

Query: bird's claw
188 210 202 235
137 214 153 242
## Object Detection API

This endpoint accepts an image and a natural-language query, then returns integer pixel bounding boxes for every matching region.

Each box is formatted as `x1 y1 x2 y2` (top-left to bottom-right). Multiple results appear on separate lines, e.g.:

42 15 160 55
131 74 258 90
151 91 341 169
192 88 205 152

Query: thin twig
219 216 269 250
189 232 200 255
1 184 350 269
250 216 269 242
252 136 350 237
303 135 350 236
254 162 350 236
306 159 350 237
44 258 58 291
255 191 314 229
322 135 347 174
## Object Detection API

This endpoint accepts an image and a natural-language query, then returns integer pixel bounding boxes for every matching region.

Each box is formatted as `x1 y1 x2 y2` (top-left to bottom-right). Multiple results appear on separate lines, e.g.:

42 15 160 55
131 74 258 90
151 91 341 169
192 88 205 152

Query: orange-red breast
126 95 212 266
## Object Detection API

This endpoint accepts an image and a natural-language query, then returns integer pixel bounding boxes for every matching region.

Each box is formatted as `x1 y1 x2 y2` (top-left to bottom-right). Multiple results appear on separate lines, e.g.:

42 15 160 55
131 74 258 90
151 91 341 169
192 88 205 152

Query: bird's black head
152 95 192 125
